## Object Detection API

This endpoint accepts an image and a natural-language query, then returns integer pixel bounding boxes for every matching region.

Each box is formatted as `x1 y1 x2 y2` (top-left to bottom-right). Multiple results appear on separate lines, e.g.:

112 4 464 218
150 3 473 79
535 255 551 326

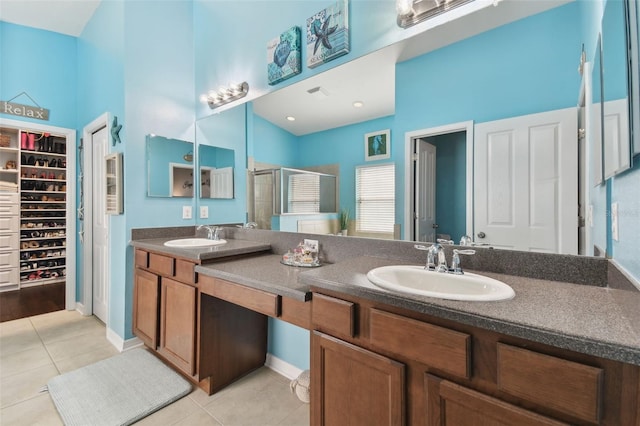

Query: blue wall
0 22 77 129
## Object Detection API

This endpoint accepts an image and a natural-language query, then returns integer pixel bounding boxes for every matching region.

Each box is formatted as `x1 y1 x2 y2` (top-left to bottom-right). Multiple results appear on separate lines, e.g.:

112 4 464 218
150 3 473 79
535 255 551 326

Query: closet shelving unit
0 123 69 292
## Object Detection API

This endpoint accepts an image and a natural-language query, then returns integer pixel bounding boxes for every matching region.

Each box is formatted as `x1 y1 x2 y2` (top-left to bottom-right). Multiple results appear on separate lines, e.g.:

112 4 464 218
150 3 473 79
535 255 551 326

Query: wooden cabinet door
424 374 568 426
133 268 160 348
311 331 405 426
159 277 197 376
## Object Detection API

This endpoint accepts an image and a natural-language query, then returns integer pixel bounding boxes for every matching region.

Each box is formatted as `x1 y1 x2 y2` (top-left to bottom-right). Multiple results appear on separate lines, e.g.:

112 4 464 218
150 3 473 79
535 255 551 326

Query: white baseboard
265 353 304 380
106 327 144 352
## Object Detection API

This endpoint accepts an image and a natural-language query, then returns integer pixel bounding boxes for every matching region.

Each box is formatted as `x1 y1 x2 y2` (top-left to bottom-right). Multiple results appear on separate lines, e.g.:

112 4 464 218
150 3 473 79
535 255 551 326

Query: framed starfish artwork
306 0 349 69
267 26 302 86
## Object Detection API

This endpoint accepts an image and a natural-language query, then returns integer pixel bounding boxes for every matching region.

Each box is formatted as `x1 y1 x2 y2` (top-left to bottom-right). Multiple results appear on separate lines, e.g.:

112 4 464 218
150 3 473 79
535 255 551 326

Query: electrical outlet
588 205 594 227
200 206 209 219
182 206 192 219
611 202 619 241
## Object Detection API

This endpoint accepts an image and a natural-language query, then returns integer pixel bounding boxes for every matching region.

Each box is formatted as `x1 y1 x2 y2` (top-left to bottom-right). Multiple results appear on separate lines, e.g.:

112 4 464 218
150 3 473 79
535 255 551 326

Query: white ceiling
0 0 101 37
0 0 571 135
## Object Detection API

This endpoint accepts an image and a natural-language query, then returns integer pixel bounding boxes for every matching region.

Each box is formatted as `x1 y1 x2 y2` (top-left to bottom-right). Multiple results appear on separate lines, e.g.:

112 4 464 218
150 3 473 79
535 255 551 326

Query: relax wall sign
1 92 50 121
1 101 50 121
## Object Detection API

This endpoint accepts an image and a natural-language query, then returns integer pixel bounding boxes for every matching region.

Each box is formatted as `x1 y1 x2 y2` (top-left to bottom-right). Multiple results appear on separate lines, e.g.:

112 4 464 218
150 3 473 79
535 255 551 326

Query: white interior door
474 107 578 254
415 139 437 242
91 126 109 323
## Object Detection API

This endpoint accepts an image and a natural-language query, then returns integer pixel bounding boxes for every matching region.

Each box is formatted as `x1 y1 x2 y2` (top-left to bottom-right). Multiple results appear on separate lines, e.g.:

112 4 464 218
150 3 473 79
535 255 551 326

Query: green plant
339 208 350 230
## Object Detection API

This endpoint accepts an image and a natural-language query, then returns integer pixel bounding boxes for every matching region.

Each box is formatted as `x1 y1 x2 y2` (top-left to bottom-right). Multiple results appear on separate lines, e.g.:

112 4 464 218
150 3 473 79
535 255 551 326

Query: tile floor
0 310 309 425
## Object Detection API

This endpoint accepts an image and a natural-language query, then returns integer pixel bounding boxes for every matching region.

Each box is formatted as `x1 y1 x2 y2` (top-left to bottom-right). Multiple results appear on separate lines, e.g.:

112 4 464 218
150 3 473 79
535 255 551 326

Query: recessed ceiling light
353 101 364 108
286 116 296 121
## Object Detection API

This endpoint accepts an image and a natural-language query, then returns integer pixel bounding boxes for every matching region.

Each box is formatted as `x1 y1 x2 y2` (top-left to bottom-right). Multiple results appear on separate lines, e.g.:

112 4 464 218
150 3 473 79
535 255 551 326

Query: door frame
80 112 111 321
404 121 474 241
0 117 77 310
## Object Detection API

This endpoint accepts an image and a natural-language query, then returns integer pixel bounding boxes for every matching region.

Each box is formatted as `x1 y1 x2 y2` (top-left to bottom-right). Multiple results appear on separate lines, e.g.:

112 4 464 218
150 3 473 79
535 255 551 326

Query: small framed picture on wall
364 129 390 161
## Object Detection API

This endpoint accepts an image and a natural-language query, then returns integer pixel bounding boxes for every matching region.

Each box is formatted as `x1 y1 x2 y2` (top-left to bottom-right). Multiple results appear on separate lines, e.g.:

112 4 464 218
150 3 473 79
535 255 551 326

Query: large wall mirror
601 0 633 178
146 134 195 198
192 0 638 257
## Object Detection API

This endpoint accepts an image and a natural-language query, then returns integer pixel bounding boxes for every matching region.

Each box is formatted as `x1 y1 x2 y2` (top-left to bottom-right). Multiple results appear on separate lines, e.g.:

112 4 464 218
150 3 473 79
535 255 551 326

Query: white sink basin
163 238 227 248
366 265 515 302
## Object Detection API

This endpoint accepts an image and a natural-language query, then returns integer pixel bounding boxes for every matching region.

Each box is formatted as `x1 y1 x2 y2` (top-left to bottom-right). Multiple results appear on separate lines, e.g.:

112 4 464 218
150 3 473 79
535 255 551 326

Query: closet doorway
81 114 110 325
404 121 474 244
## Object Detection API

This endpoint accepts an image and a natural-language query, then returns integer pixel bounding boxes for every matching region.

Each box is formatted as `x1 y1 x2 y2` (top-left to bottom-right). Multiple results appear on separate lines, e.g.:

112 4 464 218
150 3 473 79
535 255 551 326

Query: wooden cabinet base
198 293 268 395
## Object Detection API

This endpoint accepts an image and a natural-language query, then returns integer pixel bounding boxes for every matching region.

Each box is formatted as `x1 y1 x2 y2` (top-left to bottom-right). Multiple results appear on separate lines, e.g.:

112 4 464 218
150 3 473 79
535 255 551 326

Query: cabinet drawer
199 275 279 317
312 293 356 338
175 259 196 285
135 249 148 268
370 309 471 379
148 252 174 276
0 203 18 216
0 233 18 251
0 193 18 206
497 343 603 423
0 268 18 286
280 297 311 329
0 251 18 268
0 216 18 233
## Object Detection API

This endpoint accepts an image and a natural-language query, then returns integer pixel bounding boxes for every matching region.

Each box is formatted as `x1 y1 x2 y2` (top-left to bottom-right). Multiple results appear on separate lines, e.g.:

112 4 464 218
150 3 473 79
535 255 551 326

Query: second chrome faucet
415 243 475 275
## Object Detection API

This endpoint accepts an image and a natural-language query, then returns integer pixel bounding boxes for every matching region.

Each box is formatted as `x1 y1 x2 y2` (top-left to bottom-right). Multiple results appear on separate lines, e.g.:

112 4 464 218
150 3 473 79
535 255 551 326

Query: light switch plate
588 205 593 227
200 206 209 219
182 206 192 219
611 202 619 241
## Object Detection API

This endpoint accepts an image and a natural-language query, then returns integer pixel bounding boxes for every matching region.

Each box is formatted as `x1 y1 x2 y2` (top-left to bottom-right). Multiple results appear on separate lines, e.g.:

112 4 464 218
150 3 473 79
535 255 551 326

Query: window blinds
287 173 320 213
356 163 395 232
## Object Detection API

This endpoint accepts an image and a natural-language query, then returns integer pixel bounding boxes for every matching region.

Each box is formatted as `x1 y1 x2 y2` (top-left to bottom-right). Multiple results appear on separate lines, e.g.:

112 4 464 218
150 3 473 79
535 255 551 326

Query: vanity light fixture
183 151 193 162
202 82 250 109
353 101 364 108
396 0 475 28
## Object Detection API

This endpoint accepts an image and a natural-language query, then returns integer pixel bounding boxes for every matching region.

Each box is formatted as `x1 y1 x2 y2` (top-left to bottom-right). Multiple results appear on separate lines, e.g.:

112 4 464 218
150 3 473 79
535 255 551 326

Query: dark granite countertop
298 256 640 366
195 253 311 301
130 237 271 262
130 235 640 366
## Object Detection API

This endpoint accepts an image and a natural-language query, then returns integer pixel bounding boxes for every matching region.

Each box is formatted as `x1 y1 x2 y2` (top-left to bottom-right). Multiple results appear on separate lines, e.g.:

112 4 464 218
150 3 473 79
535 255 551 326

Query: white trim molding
106 327 143 352
265 353 304 380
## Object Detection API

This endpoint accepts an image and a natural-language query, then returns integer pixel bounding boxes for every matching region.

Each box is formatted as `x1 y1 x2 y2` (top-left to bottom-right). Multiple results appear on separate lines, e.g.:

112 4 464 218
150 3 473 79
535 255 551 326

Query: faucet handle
437 238 454 245
459 235 473 246
451 249 475 274
414 244 430 251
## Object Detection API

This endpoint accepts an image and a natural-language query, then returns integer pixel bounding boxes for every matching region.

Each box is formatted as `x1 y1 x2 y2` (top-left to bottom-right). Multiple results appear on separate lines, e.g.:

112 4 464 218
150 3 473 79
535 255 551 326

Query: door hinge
578 128 586 140
412 153 419 161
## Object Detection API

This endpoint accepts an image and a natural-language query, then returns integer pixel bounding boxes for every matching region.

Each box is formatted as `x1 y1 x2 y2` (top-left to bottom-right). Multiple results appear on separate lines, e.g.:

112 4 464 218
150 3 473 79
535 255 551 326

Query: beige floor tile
0 324 42 357
0 363 59 409
28 310 85 330
173 408 223 426
0 343 53 378
277 403 310 426
0 318 34 338
33 313 105 344
0 393 63 426
53 345 120 374
204 369 303 426
136 395 201 425
189 367 276 408
44 329 113 362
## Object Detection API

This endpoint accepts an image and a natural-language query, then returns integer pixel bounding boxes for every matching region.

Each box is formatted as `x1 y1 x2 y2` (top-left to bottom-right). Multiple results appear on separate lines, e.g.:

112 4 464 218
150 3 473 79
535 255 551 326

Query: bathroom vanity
130 228 640 425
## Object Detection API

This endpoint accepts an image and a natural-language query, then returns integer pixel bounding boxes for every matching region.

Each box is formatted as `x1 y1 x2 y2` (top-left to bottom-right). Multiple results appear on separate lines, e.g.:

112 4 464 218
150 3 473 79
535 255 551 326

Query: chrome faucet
415 243 447 272
415 244 475 274
197 224 221 240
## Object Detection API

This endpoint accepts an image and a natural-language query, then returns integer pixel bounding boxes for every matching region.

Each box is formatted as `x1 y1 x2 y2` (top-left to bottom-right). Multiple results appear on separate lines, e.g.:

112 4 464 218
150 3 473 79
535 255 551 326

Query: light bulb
396 0 414 16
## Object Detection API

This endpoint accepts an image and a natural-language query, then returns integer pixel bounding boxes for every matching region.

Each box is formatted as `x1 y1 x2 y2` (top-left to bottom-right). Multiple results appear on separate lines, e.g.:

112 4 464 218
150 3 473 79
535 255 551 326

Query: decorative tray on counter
280 259 322 268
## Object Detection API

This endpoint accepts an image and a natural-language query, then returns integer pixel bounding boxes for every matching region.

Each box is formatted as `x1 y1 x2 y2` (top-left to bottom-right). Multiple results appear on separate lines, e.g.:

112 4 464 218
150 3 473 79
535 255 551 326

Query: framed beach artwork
364 130 390 161
306 0 349 69
267 26 302 86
